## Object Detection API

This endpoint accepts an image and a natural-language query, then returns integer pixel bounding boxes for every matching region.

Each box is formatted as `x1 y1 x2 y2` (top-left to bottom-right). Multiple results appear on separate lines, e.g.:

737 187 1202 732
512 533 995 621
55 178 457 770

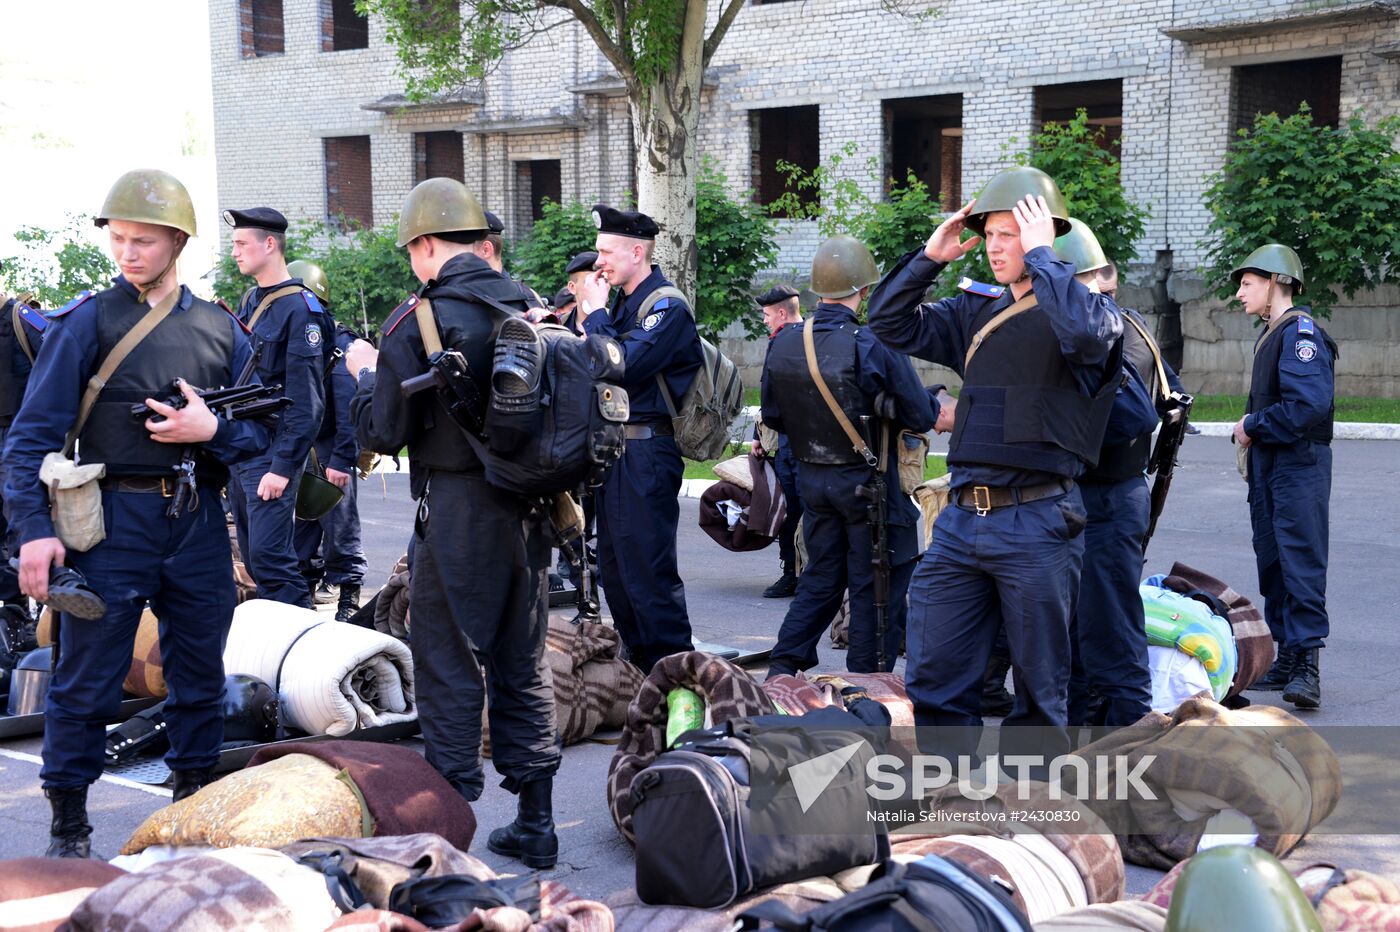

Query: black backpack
737 855 1032 932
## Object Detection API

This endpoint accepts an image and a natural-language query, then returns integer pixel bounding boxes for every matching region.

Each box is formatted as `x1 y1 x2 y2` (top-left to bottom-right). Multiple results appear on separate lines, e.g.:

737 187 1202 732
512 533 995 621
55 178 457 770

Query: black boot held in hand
486 777 558 869
44 786 92 858
1282 647 1321 710
172 767 215 802
1251 644 1298 692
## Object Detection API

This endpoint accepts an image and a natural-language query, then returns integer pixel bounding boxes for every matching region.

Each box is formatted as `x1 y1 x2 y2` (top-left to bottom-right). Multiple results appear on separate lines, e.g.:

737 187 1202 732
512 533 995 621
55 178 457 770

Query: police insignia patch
306 323 323 347
1295 339 1317 362
642 312 663 331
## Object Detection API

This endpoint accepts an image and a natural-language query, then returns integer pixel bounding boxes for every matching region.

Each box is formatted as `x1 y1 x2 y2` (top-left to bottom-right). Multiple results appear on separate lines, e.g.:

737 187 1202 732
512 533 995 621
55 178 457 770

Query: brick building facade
209 0 1400 393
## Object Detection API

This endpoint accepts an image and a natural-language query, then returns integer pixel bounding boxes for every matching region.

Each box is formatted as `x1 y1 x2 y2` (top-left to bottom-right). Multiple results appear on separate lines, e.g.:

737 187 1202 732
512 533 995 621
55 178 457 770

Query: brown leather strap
964 292 1039 370
64 288 181 456
414 296 444 355
1122 313 1172 403
802 316 876 466
11 298 35 365
1263 308 1306 340
245 284 306 332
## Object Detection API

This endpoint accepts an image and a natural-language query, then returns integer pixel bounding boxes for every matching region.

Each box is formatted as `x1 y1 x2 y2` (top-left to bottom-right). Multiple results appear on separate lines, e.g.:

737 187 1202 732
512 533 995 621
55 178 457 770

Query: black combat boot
44 786 92 858
981 652 1015 718
1282 648 1321 710
763 569 798 599
1251 644 1298 691
486 777 558 869
335 585 362 624
172 767 215 802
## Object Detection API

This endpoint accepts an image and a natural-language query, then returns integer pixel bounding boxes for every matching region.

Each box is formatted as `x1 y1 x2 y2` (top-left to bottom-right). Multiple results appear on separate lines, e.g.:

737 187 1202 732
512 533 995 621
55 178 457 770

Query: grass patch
685 452 948 482
1190 393 1400 423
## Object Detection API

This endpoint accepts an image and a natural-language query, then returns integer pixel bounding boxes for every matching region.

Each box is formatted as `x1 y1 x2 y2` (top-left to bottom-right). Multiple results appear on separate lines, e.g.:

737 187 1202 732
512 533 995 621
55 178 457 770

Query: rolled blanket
610 877 841 932
249 740 476 852
223 600 416 736
1159 562 1272 697
1034 901 1168 931
888 833 1086 922
374 553 412 640
40 607 165 699
606 650 775 843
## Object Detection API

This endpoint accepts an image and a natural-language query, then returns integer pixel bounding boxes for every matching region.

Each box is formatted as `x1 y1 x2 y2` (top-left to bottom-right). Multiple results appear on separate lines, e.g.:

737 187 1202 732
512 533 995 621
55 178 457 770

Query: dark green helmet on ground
1231 243 1305 293
1166 846 1322 932
95 169 198 237
966 166 1071 238
396 177 488 248
811 235 880 299
1054 218 1110 275
287 260 330 305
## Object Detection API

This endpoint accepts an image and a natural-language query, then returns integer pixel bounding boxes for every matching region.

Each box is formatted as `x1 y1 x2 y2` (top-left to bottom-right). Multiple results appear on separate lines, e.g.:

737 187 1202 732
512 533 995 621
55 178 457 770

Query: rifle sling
964 291 1039 371
802 315 876 466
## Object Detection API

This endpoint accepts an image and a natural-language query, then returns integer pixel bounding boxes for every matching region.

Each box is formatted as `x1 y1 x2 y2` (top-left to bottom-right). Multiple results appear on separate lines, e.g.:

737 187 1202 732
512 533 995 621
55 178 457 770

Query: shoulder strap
1122 313 1172 403
246 284 306 331
803 316 876 466
635 286 693 418
414 296 443 355
64 288 181 456
11 301 35 365
964 291 1039 371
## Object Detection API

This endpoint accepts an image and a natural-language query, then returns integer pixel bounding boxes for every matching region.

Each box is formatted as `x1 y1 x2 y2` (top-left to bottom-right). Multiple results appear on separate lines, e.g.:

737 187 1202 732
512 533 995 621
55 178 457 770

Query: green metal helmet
965 166 1071 238
1231 243 1305 294
1166 846 1321 932
287 260 330 305
1054 218 1110 275
396 177 488 248
811 235 880 299
296 471 345 522
95 169 198 237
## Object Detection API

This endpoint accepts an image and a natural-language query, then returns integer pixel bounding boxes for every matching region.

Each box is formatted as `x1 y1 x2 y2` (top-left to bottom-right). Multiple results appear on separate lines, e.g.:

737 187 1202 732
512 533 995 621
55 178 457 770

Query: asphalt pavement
1 433 1398 904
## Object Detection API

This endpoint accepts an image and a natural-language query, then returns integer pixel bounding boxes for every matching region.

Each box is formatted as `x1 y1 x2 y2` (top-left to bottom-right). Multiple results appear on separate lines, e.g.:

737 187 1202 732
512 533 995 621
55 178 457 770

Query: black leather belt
100 476 176 496
625 422 674 440
955 479 1071 516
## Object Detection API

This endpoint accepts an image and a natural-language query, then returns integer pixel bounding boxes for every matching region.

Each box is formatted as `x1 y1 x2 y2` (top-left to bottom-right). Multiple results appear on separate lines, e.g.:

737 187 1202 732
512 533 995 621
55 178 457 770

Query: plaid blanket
606 651 775 843
609 877 841 931
375 553 413 640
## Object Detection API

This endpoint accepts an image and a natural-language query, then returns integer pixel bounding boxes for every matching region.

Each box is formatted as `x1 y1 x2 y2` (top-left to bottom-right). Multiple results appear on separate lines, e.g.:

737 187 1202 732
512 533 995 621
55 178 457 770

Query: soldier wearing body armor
3 170 269 856
287 260 368 621
0 284 49 607
867 168 1124 758
225 207 327 609
345 178 560 867
761 238 938 675
1233 245 1334 710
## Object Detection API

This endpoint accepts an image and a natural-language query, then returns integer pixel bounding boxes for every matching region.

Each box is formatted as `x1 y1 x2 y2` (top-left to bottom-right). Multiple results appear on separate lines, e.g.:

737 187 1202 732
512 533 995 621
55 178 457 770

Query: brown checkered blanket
606 651 775 843
375 553 413 639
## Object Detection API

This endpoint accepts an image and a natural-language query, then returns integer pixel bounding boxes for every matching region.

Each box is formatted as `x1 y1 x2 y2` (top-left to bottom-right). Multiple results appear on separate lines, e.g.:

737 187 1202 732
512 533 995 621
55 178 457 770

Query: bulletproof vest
948 302 1118 478
1247 314 1336 444
1083 311 1159 484
765 317 870 465
0 299 21 428
404 271 529 475
77 288 235 478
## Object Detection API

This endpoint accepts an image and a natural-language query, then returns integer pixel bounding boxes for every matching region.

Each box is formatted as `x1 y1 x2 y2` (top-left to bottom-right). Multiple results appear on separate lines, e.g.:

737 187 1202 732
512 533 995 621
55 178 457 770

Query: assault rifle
399 349 488 435
131 381 291 425
1142 390 1194 554
854 415 892 673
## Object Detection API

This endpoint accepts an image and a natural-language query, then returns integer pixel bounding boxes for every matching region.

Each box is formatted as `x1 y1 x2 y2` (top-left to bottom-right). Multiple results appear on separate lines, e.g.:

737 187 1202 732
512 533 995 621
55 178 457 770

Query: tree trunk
628 52 704 299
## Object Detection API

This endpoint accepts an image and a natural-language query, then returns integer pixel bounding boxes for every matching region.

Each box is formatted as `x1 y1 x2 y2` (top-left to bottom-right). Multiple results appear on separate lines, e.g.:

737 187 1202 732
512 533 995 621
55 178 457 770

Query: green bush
510 200 598 296
1 216 117 307
1201 106 1400 317
695 157 778 340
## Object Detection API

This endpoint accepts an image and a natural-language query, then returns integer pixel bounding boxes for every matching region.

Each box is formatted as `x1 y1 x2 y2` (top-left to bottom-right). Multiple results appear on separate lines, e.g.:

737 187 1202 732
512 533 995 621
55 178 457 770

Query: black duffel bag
630 706 889 908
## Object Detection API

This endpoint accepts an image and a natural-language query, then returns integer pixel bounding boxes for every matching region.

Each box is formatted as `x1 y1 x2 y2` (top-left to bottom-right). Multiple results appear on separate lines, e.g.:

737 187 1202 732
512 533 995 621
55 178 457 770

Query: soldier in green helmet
345 177 562 868
759 235 942 676
1232 244 1335 710
866 166 1125 763
3 169 271 856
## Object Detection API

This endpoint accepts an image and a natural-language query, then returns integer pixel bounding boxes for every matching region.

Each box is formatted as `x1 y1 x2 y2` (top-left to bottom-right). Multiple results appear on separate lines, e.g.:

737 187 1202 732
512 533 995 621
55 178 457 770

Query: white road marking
0 747 172 797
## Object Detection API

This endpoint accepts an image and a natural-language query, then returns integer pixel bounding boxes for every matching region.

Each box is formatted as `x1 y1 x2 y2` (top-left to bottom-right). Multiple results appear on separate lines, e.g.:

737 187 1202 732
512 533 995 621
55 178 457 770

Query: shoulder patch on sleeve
641 310 665 332
47 291 94 319
1296 315 1314 336
16 303 48 333
1294 338 1319 363
301 291 324 314
383 294 419 337
957 277 1005 299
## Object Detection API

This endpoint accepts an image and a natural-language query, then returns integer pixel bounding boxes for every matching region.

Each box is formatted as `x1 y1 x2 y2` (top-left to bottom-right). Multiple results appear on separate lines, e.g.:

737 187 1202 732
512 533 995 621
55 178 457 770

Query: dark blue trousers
1248 442 1331 650
1069 479 1152 727
0 427 19 603
770 462 912 673
229 454 312 607
293 442 368 587
773 443 804 572
42 487 235 788
594 434 691 672
905 488 1085 757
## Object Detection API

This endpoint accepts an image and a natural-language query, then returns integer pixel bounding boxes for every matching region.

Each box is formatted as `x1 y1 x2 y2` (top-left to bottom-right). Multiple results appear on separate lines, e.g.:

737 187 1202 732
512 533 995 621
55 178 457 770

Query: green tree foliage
508 200 598 296
213 219 417 335
1 216 117 307
1201 106 1400 317
694 158 778 339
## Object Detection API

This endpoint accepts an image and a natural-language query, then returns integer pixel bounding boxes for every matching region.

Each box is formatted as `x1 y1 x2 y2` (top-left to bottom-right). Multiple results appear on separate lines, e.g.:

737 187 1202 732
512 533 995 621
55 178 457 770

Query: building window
511 160 563 238
322 0 369 51
413 131 464 185
883 94 963 210
1232 56 1341 134
239 0 285 58
751 106 820 217
1035 79 1123 151
325 136 373 230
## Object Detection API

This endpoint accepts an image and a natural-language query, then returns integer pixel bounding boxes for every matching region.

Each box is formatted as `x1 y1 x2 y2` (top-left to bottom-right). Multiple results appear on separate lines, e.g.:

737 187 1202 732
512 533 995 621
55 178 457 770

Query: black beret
754 284 800 307
565 251 598 275
552 288 575 309
592 204 659 240
484 210 505 234
222 207 288 233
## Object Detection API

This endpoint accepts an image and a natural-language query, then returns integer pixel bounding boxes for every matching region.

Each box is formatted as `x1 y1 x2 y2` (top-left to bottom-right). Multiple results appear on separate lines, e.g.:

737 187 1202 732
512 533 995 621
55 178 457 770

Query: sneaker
313 582 338 605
